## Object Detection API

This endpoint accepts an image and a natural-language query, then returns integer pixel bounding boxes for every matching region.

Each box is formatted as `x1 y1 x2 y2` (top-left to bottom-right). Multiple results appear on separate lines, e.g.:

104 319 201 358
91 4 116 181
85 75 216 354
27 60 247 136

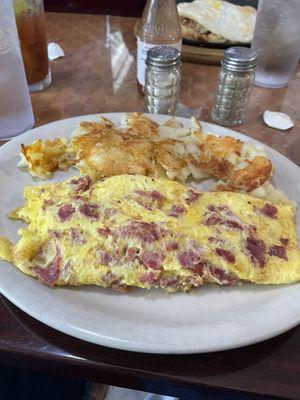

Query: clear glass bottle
137 0 182 93
0 0 34 139
211 47 257 127
145 46 181 115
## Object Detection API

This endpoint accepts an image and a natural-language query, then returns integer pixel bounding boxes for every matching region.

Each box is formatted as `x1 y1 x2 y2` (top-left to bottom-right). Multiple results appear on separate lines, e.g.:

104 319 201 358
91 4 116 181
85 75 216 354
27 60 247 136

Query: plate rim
2 280 299 354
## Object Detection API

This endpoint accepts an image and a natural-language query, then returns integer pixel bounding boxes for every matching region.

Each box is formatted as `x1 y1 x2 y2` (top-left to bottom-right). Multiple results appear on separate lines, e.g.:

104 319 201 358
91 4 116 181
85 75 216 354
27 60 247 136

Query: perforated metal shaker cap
146 46 181 69
222 46 257 72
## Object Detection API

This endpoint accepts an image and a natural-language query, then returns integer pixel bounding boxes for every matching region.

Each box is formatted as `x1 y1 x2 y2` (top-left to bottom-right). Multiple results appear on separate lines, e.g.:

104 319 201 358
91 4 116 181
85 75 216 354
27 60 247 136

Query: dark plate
183 38 251 49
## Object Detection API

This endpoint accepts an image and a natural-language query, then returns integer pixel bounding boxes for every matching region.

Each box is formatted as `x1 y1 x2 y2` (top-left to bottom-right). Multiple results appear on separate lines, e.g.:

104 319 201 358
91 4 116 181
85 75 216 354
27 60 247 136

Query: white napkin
48 42 65 60
263 111 294 130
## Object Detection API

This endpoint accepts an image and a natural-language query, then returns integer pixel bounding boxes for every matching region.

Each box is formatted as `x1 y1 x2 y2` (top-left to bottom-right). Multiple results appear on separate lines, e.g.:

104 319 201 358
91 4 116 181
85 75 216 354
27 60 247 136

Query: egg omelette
0 174 299 293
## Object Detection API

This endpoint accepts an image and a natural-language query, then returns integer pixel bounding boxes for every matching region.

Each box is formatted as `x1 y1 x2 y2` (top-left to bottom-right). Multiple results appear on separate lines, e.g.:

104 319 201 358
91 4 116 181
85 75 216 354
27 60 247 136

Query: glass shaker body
0 0 34 139
145 64 181 115
14 0 51 92
252 0 300 88
211 68 255 127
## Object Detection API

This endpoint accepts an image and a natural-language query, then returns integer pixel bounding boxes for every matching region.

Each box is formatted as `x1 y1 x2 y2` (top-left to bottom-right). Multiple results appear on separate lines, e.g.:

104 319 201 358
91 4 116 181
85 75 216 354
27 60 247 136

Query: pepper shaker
211 47 257 127
145 46 181 115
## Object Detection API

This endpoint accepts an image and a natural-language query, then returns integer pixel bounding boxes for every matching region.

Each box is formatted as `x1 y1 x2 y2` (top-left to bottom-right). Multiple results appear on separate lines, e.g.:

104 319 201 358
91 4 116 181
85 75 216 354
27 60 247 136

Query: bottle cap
222 46 257 72
146 46 181 69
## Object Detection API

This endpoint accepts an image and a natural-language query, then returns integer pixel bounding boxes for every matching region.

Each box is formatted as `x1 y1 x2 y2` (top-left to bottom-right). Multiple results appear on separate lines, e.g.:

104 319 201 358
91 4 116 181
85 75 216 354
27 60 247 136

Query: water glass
0 0 34 139
251 0 300 88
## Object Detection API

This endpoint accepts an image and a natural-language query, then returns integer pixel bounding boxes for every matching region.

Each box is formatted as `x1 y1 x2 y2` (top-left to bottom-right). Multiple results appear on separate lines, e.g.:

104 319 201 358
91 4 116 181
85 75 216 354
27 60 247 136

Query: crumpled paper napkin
48 42 65 60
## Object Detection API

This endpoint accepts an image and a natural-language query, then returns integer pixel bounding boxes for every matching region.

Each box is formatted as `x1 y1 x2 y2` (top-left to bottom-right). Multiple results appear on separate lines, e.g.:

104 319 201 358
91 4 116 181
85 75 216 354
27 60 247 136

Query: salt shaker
145 46 181 115
211 47 257 127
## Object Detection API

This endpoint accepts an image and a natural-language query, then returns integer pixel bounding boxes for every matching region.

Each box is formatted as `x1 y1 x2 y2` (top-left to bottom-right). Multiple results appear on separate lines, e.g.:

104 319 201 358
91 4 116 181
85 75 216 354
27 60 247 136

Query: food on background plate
19 113 278 200
0 174 299 293
178 0 256 44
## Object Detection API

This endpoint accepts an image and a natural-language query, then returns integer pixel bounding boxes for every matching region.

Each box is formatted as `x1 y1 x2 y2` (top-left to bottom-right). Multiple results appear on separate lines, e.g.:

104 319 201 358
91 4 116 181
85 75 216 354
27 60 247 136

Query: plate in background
182 38 250 49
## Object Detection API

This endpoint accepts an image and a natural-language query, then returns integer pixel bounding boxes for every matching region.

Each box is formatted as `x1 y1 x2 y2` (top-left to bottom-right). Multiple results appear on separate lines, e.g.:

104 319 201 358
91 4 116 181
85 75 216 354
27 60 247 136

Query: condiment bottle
145 46 181 115
211 47 257 127
137 0 182 93
0 0 34 139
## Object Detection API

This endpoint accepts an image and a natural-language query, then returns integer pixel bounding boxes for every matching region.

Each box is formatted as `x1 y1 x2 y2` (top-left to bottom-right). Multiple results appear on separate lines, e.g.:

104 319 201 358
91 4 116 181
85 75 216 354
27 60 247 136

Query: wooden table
1 12 300 400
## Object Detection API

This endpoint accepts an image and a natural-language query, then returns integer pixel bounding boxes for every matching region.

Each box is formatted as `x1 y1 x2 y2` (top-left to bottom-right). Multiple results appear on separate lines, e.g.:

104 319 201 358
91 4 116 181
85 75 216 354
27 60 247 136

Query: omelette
178 0 256 44
0 174 299 293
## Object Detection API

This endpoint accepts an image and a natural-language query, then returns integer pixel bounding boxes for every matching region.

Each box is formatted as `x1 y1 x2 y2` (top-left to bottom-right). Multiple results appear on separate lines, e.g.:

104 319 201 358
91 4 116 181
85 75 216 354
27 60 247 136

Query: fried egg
178 0 256 43
0 175 299 293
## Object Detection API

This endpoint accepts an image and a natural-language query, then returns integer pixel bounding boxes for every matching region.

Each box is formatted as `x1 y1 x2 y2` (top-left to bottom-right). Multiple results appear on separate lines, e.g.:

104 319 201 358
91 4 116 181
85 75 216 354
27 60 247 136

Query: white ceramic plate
0 113 299 354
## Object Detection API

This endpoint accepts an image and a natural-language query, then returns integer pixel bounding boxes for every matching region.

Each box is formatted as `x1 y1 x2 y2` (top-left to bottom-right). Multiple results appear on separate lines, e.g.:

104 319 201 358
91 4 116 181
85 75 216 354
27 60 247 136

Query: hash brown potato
19 113 274 198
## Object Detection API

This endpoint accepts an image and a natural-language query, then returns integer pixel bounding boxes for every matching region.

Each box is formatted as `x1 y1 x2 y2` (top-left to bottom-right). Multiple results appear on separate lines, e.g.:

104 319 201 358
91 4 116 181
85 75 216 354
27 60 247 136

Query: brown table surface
1 12 300 400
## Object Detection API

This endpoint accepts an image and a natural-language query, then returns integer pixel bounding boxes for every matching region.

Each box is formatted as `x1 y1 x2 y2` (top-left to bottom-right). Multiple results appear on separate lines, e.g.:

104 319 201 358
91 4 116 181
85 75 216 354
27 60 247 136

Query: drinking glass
0 0 34 139
251 0 300 88
14 0 51 92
